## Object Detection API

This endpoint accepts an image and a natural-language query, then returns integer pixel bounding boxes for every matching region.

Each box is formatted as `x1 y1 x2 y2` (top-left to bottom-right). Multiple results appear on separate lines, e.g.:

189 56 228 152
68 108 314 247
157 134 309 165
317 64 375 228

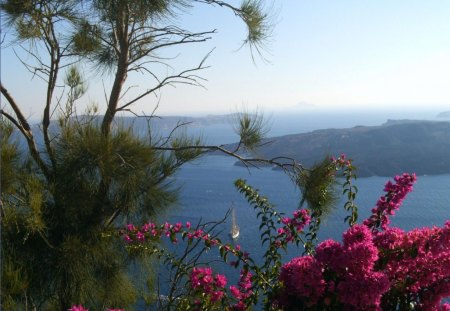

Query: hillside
237 120 450 177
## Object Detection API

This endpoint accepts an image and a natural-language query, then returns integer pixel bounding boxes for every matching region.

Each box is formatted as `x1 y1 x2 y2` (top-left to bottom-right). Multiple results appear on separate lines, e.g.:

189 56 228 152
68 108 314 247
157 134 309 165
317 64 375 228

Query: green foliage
76 0 192 70
93 0 178 21
1 0 41 39
233 110 269 151
338 157 358 226
297 157 338 253
239 0 271 48
234 179 286 303
0 119 185 309
55 122 177 221
60 66 87 123
0 122 21 195
1 0 78 41
170 133 204 164
71 20 102 55
297 157 337 214
0 257 29 310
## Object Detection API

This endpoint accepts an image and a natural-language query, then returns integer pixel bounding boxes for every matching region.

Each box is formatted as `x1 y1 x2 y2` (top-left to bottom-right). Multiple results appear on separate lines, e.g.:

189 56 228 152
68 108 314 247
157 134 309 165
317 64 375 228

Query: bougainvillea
187 267 228 309
278 256 326 306
229 270 253 310
364 173 417 231
120 204 312 310
276 173 450 310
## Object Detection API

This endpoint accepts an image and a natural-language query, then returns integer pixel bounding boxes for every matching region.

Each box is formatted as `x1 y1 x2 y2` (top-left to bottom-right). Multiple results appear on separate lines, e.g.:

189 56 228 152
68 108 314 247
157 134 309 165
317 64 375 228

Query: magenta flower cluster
188 267 254 310
229 270 253 310
276 173 450 310
279 255 326 306
374 222 450 309
278 209 311 243
331 153 352 167
364 172 417 230
190 267 227 305
122 221 193 245
121 221 226 249
278 224 390 310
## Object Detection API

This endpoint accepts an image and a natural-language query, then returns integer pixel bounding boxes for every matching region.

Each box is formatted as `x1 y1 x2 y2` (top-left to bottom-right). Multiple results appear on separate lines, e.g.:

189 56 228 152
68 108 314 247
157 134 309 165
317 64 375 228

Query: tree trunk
101 7 129 136
101 59 128 136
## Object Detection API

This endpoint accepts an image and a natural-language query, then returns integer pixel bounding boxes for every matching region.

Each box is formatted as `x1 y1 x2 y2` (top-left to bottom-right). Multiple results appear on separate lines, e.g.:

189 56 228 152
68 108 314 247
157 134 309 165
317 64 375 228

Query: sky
2 1 450 118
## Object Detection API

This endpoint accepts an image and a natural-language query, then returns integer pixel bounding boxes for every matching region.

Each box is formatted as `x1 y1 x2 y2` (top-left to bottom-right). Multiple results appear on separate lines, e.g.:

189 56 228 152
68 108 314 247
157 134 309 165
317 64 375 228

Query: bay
168 154 450 244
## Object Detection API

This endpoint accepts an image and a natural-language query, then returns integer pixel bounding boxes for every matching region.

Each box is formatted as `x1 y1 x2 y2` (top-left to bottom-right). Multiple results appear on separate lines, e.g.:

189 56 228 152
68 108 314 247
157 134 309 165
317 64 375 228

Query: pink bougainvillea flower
337 271 389 309
230 285 242 299
215 273 227 288
279 256 326 305
364 173 416 231
440 303 450 311
210 290 225 302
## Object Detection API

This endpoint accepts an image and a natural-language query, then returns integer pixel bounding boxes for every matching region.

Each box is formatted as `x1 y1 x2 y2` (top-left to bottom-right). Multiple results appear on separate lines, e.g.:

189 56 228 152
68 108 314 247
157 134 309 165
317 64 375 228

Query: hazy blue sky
2 1 450 117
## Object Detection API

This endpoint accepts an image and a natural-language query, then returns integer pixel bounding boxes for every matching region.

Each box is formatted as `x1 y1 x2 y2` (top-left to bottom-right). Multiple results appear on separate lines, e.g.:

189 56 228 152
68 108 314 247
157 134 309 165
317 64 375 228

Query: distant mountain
233 120 450 177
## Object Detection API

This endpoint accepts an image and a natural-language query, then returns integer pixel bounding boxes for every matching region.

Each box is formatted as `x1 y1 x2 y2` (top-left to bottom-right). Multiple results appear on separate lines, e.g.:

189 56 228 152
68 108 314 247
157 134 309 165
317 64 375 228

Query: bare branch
42 44 59 169
128 28 216 64
116 51 212 112
118 85 138 101
14 48 50 83
157 121 194 148
1 110 26 136
1 84 50 178
1 84 33 134
102 80 109 104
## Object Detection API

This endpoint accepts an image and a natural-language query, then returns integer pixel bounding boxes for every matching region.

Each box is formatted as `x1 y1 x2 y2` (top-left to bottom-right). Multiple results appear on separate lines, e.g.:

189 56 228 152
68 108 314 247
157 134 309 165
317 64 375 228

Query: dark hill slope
249 120 450 177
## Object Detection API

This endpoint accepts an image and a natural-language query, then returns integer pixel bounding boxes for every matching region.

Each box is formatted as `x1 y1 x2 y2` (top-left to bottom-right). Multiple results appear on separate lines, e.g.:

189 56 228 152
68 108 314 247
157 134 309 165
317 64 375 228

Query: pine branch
153 144 305 177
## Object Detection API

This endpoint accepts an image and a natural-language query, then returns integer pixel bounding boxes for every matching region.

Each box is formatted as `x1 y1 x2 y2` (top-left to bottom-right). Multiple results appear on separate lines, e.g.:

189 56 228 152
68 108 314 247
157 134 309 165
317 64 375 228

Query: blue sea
166 154 450 256
148 110 450 304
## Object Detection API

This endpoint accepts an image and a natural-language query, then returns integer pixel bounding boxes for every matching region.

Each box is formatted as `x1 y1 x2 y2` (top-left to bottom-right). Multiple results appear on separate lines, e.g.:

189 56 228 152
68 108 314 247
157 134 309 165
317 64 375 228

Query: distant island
437 111 450 118
231 120 450 177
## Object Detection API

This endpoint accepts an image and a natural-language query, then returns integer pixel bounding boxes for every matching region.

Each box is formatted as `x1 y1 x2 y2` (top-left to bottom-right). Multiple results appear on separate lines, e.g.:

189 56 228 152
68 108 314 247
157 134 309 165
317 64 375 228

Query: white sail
230 208 240 239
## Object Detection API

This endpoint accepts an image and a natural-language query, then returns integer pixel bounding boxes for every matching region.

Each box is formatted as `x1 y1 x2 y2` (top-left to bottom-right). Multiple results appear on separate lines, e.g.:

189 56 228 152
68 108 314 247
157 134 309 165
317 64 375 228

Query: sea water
169 154 450 247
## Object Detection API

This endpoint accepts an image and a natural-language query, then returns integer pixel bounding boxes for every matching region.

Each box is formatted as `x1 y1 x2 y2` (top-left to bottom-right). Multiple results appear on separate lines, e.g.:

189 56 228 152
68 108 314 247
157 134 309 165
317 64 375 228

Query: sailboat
230 207 240 239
